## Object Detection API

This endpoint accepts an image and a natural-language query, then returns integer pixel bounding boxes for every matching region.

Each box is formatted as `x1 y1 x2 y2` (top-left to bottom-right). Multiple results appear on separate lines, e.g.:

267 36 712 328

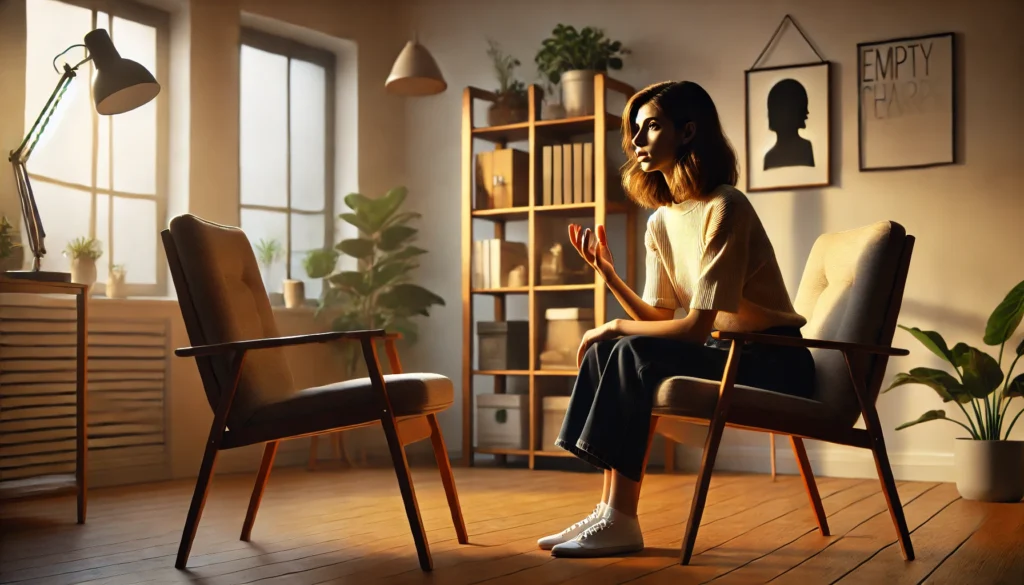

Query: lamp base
2 270 72 283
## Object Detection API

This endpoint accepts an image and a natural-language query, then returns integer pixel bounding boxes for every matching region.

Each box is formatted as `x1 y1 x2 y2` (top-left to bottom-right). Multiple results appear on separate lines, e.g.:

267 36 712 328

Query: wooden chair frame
161 230 467 572
657 235 916 565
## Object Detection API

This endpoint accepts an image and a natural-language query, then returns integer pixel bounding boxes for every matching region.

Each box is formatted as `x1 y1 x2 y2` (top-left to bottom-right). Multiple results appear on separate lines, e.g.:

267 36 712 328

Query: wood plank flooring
1 465 1021 584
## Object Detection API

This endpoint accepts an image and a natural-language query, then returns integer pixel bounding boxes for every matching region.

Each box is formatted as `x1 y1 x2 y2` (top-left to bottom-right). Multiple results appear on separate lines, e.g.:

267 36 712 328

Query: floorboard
0 464 1012 584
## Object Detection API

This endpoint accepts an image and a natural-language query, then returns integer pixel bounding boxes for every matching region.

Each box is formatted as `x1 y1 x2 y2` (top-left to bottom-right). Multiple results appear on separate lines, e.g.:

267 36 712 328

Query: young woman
537 81 817 558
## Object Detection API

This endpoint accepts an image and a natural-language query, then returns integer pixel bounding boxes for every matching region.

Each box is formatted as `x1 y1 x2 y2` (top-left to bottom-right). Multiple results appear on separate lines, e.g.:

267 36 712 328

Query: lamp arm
11 63 81 164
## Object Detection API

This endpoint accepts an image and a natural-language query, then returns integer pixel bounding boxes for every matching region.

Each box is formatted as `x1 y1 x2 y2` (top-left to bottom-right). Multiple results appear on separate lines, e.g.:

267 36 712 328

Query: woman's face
631 102 692 174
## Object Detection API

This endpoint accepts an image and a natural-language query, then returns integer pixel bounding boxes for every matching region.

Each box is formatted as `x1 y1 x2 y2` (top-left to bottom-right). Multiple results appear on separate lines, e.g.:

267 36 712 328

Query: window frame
238 27 337 283
25 0 171 298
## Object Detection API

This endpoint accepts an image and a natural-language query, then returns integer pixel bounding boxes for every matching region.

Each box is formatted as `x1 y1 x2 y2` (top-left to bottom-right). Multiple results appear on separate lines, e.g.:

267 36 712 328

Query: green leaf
338 213 373 234
1017 336 1024 357
954 345 1003 398
378 225 417 252
336 238 375 260
984 279 1024 345
371 261 413 289
1008 374 1024 398
328 271 370 295
884 368 969 403
382 211 422 229
898 325 954 364
895 409 947 431
345 187 408 234
379 246 428 266
377 283 445 317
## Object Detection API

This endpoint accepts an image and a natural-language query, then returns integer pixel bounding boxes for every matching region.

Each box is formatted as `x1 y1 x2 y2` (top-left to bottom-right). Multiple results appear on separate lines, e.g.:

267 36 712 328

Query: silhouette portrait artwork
763 78 815 170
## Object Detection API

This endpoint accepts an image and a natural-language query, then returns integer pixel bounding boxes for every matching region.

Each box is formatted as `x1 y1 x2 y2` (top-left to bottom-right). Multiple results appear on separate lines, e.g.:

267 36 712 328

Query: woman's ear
680 121 697 146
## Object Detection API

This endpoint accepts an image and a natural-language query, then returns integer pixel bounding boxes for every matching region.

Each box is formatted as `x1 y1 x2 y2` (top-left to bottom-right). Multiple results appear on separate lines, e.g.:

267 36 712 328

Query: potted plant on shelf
535 24 629 117
485 38 528 127
106 264 127 298
63 236 103 288
0 216 22 273
885 279 1024 502
320 186 445 379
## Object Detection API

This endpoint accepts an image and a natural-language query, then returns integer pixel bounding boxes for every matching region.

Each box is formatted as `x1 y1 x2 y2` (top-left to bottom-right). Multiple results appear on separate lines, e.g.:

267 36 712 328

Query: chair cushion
227 373 454 446
653 376 848 438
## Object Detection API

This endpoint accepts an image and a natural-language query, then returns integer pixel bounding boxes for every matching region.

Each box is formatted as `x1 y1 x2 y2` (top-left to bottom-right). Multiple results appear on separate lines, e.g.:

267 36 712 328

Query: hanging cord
51 43 89 73
750 14 826 70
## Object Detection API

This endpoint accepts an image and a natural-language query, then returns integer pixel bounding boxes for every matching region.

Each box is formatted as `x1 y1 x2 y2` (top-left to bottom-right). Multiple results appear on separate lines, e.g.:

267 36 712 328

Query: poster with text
745 62 831 192
858 33 955 171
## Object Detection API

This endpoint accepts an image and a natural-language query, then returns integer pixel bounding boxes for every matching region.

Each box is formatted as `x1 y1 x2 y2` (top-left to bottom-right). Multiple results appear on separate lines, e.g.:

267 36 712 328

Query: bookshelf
460 74 639 468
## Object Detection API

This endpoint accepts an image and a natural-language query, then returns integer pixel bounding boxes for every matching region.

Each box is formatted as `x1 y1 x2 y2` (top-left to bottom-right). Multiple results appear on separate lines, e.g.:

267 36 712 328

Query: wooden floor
1 465 1022 584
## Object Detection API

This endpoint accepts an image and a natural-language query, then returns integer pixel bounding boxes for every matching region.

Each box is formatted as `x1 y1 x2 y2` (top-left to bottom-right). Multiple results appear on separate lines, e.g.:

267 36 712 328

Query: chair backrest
793 220 913 427
162 214 296 428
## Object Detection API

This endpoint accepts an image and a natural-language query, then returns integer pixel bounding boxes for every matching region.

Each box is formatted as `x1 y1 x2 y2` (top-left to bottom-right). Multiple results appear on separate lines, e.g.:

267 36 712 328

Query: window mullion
285 55 292 280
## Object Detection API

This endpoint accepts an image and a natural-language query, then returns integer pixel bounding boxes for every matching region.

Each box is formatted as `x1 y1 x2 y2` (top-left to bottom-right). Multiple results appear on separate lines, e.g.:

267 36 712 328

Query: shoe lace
560 505 603 535
575 518 611 541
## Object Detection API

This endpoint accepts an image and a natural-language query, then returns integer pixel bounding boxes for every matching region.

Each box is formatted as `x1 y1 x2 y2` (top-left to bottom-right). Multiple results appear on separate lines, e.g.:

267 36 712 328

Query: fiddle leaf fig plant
320 186 444 374
884 279 1024 440
535 24 629 85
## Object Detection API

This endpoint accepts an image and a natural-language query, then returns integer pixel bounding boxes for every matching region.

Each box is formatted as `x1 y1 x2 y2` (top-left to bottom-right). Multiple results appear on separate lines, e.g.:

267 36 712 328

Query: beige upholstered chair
653 220 915 565
161 214 467 571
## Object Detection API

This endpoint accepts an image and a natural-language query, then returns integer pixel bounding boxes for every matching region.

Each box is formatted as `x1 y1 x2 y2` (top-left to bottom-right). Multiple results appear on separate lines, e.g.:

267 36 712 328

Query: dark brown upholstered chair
161 213 467 571
653 220 916 565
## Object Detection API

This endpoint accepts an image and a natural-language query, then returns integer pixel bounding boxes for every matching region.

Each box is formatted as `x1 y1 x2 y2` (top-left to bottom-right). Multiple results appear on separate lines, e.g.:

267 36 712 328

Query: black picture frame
857 32 956 171
745 61 832 193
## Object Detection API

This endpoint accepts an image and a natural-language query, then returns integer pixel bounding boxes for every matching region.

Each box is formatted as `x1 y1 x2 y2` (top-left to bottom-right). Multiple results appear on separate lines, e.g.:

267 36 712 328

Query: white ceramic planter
283 279 306 309
561 69 597 117
106 270 127 299
70 257 97 288
954 439 1024 502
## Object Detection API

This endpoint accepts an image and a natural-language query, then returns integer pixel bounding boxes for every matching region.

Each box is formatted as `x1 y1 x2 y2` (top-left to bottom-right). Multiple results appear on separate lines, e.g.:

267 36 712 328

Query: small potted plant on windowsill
106 264 127 299
485 38 528 127
64 236 103 289
885 279 1024 502
253 237 284 305
535 24 629 118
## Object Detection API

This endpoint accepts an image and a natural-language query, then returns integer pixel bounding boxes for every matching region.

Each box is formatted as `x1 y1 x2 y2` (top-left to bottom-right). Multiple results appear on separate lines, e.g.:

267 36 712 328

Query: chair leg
427 413 468 544
770 433 777 480
382 418 431 570
241 441 278 541
790 436 829 536
867 425 915 559
175 437 220 569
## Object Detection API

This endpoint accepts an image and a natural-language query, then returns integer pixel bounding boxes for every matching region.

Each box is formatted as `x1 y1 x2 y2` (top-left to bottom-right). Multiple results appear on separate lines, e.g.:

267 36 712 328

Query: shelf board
471 113 622 144
535 201 631 216
471 207 530 221
0 474 77 501
476 447 531 456
473 370 530 377
472 287 529 295
533 369 579 377
534 283 595 292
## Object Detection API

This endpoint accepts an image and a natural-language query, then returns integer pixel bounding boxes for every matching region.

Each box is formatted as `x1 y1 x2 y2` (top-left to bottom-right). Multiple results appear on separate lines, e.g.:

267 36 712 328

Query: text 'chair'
653 220 915 564
161 214 467 571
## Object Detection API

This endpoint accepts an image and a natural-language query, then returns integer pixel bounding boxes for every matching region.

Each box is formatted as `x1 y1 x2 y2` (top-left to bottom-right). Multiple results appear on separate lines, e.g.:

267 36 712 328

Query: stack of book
471 239 529 289
540 142 594 206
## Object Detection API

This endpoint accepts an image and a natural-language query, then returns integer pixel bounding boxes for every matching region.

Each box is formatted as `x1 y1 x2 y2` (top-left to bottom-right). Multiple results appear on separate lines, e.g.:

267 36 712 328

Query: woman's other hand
576 320 621 368
568 224 616 279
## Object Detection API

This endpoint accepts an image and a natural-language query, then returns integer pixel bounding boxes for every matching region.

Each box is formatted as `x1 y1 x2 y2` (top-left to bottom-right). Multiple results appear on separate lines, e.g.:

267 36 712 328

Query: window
24 0 169 296
239 28 336 301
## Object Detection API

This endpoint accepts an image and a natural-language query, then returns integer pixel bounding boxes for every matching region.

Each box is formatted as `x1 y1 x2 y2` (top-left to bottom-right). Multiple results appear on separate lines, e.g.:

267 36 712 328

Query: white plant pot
70 257 97 288
106 271 127 299
283 279 306 309
954 439 1024 502
561 69 597 117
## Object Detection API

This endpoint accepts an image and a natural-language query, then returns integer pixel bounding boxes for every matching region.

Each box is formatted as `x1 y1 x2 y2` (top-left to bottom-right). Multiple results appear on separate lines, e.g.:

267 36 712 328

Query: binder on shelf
475 148 529 210
542 145 553 206
552 145 563 205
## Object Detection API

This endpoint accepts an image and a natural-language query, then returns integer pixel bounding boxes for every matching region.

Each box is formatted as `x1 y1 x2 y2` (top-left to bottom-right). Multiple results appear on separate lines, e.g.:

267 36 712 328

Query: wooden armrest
175 329 386 358
710 331 909 357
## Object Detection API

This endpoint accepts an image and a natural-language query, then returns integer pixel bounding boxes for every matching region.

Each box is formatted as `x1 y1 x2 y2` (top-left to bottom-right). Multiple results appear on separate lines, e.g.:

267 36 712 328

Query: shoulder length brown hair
620 81 738 208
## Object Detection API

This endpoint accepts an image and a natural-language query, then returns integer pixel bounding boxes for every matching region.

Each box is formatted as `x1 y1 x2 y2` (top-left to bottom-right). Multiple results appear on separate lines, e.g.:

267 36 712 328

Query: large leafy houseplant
319 186 444 376
884 279 1024 440
534 24 629 85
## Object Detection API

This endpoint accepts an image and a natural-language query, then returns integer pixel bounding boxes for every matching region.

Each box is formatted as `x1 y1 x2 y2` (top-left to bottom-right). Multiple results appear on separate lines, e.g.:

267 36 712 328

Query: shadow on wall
789 189 824 289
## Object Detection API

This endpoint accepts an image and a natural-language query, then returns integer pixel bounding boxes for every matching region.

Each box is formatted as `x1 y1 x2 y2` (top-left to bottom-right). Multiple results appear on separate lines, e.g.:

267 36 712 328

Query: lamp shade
385 40 446 96
84 28 160 115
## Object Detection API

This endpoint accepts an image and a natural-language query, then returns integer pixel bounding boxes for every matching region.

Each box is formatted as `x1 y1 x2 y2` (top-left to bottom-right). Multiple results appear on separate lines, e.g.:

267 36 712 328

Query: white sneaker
550 509 644 558
537 503 607 550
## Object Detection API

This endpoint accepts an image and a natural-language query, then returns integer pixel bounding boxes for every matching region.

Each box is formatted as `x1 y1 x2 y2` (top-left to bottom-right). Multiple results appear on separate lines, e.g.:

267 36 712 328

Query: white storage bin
541 395 572 451
476 393 529 450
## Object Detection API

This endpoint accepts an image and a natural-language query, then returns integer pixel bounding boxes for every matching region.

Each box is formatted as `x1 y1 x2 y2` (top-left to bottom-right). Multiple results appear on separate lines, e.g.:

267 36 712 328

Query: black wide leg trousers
554 328 816 482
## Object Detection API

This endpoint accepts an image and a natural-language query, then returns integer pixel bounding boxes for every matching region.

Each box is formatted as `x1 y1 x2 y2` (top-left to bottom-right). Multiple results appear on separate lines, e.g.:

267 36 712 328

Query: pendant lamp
385 36 446 96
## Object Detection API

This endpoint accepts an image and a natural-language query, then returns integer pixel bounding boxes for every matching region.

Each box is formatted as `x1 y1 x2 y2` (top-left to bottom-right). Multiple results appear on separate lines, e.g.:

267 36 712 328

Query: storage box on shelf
461 74 640 468
476 393 529 451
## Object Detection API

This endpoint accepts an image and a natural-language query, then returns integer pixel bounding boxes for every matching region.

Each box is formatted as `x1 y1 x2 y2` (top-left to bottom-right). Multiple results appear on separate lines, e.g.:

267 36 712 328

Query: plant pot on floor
561 70 597 117
954 439 1024 502
70 257 97 288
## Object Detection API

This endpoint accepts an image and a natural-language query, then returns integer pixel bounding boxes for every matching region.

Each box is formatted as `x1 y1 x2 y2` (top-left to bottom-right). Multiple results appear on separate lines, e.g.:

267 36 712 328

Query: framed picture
745 61 832 192
858 32 956 171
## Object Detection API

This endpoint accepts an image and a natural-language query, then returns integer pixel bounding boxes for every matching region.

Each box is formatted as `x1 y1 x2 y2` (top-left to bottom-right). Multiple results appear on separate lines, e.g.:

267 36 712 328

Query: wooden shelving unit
460 74 638 468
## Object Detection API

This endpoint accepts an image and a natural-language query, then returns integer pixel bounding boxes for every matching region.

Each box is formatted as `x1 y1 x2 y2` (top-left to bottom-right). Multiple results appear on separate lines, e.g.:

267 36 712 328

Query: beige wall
399 0 1024 481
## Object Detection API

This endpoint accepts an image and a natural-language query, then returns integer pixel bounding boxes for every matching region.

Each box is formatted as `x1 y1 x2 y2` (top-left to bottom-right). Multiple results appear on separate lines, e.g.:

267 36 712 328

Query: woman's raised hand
568 224 616 279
